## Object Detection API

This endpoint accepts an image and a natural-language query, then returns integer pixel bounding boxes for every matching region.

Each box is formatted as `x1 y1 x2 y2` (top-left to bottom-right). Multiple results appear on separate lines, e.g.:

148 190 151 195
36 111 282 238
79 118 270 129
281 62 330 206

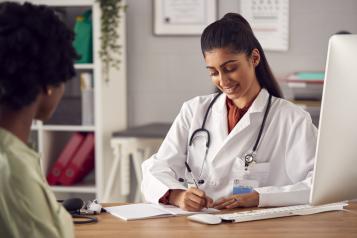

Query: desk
75 202 357 238
104 123 171 202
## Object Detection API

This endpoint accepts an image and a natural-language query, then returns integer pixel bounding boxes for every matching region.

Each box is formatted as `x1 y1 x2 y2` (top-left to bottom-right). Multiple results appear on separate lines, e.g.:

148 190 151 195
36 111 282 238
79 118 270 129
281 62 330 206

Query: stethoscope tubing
183 91 273 184
252 94 272 152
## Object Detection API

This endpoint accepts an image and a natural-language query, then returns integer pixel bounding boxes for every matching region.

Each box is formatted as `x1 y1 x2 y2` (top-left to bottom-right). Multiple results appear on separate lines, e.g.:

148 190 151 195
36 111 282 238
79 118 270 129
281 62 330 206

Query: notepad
104 203 219 221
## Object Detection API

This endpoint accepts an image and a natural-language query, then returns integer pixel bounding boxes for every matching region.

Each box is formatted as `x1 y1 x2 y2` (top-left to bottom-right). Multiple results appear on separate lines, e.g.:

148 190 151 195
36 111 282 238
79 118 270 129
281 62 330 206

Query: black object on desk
112 123 171 138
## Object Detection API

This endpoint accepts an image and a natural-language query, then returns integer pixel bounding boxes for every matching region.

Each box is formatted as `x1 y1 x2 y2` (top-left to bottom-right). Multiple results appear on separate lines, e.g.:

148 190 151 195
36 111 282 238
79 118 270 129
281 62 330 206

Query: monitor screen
310 34 357 205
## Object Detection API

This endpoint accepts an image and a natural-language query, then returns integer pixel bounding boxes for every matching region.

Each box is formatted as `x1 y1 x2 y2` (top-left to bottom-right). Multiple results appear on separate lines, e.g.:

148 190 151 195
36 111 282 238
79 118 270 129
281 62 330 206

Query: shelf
29 0 95 7
75 64 95 70
290 100 321 108
22 0 128 202
42 125 96 132
51 184 96 193
31 125 40 131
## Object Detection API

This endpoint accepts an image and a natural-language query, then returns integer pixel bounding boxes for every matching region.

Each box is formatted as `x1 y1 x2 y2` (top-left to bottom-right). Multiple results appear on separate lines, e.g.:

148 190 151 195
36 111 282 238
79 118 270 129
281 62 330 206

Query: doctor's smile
222 85 240 95
142 13 317 212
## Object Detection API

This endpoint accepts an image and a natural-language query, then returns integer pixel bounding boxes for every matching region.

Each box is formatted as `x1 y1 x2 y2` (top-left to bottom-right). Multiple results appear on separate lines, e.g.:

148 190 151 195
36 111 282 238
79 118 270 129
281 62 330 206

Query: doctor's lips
222 85 240 94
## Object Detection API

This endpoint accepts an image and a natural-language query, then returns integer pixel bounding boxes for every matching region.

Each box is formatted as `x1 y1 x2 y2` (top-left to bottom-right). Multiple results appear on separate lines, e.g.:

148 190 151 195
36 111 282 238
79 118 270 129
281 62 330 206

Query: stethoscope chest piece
244 152 256 170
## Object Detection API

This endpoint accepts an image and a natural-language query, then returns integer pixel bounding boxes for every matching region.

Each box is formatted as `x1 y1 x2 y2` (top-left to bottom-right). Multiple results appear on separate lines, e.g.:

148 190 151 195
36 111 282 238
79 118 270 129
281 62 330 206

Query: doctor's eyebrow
206 60 238 69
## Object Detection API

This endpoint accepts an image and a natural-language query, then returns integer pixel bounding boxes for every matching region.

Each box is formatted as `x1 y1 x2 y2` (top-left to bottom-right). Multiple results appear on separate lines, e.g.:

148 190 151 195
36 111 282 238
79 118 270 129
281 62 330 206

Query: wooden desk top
75 202 357 238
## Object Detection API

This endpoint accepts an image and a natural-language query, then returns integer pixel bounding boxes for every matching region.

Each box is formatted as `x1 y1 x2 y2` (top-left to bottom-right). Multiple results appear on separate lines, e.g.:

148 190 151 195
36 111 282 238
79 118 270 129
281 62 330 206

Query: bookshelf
281 72 324 127
27 0 127 201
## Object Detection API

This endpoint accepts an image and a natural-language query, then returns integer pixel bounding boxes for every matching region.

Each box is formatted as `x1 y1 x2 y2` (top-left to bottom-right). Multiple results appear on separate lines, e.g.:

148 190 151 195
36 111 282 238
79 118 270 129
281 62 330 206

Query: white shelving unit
27 0 127 201
74 64 95 70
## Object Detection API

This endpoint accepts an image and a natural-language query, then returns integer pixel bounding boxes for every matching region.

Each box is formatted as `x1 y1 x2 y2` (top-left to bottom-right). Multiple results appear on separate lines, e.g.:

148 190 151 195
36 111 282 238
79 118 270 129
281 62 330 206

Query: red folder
58 133 95 185
47 133 85 185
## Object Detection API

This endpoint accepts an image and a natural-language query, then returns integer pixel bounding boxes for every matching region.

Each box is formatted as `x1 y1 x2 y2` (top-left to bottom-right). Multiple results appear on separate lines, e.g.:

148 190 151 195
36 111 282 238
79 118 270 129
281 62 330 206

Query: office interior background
122 0 357 202
5 0 356 203
127 0 357 126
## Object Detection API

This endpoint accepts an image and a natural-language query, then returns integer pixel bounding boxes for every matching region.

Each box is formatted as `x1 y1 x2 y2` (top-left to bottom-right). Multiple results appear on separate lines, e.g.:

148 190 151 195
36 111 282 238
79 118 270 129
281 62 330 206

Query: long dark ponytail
201 13 283 98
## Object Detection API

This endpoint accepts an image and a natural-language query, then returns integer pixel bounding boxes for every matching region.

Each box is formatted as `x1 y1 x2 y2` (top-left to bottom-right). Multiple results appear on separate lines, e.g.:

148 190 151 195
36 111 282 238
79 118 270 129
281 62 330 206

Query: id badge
232 179 259 195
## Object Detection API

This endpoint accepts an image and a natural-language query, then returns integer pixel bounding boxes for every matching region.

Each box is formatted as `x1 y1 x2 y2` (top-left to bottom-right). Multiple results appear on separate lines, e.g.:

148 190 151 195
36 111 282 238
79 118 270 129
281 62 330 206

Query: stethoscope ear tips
178 178 185 182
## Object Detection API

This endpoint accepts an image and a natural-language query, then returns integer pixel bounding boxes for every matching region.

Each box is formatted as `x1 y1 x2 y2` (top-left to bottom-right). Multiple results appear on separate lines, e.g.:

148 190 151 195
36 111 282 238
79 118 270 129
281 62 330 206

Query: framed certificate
153 0 217 35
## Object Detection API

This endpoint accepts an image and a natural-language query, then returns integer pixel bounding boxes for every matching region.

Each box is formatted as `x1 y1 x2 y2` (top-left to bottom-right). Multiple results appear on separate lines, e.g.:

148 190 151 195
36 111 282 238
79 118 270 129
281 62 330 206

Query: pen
185 162 199 188
185 162 209 209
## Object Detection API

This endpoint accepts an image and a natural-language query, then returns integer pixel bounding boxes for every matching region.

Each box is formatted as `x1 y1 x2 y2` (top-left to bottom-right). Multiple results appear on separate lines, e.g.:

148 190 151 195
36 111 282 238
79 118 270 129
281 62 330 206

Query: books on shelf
286 72 324 84
47 132 95 186
284 72 324 100
80 72 94 125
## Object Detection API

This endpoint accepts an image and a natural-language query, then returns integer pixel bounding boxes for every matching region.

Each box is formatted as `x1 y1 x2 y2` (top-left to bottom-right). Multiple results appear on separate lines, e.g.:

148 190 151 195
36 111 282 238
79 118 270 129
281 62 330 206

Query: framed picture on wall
154 0 217 35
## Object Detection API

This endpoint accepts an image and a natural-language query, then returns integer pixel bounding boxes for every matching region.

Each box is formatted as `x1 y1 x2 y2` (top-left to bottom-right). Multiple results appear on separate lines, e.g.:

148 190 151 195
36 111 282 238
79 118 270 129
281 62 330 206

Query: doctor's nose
218 74 232 87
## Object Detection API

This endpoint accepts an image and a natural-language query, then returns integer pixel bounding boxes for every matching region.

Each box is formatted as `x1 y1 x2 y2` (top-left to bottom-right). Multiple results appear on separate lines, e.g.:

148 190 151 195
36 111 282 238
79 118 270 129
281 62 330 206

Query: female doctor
141 13 317 212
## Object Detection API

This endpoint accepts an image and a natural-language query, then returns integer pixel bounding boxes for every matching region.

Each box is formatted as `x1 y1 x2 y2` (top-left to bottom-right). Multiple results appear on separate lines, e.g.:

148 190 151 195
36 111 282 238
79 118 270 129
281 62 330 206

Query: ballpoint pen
185 162 199 188
185 162 209 208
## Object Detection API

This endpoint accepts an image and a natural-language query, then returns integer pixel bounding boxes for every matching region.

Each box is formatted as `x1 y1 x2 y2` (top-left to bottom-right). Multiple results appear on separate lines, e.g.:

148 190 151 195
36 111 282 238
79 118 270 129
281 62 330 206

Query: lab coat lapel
210 89 270 161
210 93 229 143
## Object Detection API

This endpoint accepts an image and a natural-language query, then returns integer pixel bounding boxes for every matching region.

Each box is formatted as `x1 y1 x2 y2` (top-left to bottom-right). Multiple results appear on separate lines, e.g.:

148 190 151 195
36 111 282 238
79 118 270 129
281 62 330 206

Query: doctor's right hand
169 188 213 212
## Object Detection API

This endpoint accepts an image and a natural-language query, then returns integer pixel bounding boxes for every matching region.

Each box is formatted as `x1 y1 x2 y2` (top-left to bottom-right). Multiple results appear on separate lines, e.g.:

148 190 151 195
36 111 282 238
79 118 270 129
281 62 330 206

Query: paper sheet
105 203 219 221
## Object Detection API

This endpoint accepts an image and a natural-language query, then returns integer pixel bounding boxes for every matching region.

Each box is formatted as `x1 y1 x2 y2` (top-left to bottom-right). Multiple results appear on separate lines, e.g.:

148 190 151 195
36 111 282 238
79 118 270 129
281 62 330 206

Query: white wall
126 0 357 126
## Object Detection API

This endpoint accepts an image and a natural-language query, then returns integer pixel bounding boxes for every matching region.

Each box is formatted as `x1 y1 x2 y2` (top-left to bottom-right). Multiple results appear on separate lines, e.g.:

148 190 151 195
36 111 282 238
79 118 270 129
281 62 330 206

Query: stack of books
47 132 95 186
282 72 324 127
284 72 324 100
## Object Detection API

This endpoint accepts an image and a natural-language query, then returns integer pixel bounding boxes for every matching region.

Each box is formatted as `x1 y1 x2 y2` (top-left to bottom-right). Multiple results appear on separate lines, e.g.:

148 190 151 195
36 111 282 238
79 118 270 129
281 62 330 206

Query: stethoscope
179 91 273 185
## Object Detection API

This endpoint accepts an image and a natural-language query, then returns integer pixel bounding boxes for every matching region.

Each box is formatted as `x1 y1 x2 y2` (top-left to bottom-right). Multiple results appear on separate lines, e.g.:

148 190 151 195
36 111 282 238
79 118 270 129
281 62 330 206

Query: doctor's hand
169 188 213 212
212 191 260 210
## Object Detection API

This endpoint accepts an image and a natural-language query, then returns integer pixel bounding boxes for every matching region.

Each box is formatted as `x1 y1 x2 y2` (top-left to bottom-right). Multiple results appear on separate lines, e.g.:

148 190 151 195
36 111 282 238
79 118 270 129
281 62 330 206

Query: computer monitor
310 34 357 205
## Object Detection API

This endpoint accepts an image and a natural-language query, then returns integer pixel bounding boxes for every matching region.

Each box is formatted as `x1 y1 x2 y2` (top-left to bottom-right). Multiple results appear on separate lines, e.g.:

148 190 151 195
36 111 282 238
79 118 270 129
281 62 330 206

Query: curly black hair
0 2 78 110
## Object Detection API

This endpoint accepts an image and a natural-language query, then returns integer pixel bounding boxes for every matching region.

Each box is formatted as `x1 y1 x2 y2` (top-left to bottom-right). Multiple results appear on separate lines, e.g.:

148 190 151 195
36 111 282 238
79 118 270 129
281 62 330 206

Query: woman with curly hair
0 2 77 237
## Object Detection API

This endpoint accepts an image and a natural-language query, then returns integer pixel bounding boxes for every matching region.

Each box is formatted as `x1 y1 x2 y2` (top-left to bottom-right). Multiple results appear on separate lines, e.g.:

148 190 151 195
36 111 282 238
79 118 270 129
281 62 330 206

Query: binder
47 133 85 185
73 10 93 63
58 133 95 185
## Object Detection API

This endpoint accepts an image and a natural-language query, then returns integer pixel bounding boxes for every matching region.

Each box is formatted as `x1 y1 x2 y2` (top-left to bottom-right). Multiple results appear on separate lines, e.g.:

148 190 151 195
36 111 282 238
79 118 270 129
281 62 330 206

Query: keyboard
187 202 347 224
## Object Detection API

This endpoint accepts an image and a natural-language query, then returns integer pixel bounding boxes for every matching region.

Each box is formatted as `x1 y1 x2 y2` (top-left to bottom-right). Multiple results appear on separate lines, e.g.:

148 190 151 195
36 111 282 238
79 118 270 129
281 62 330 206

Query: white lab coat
141 89 317 207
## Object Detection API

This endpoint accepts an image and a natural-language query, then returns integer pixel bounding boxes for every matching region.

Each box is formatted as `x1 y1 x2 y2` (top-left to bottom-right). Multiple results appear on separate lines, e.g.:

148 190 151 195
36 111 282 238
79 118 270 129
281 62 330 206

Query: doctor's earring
47 89 52 96
252 58 259 67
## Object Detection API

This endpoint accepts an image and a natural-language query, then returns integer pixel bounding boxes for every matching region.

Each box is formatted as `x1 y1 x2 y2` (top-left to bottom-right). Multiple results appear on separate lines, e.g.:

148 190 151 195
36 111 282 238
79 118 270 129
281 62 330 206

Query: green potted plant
96 0 126 82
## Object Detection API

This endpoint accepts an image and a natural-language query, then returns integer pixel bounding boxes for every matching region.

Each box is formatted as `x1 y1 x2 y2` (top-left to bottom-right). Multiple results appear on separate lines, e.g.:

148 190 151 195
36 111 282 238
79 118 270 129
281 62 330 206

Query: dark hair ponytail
201 13 283 98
